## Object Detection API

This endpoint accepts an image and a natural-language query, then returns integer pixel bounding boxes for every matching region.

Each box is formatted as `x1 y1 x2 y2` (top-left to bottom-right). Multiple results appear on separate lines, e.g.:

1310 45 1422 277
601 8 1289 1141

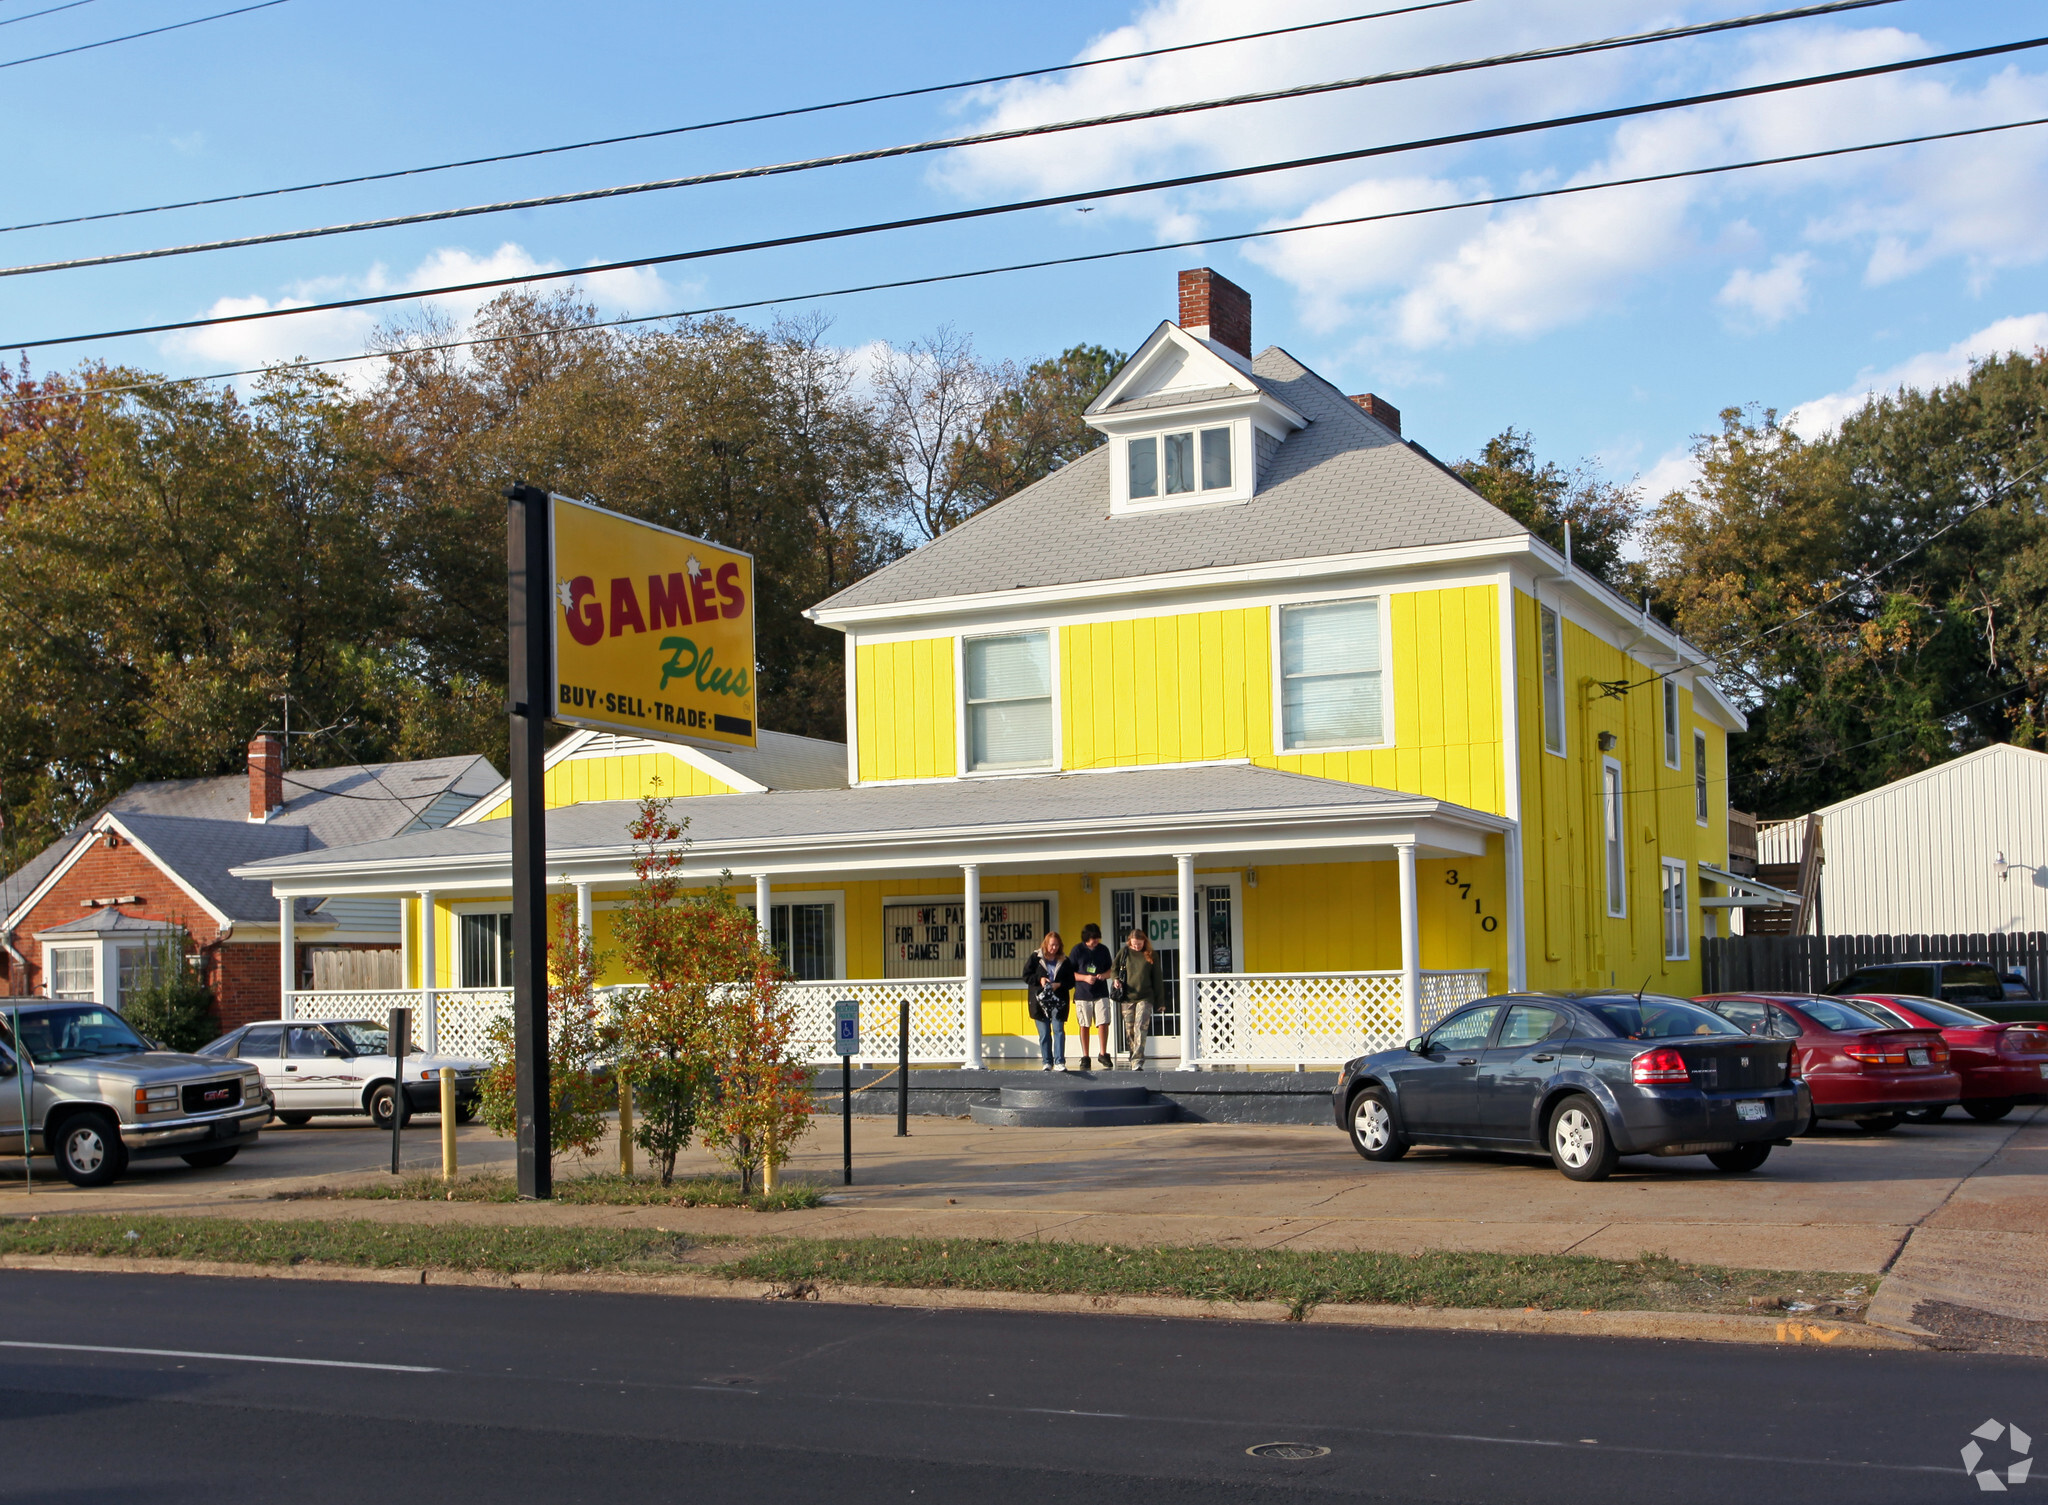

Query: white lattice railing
784 978 968 1065
1192 969 1491 1066
288 987 515 1060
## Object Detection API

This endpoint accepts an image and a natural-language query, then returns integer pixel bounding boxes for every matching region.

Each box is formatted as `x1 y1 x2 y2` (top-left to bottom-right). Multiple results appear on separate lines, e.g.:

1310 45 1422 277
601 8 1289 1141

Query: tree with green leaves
1454 428 1643 593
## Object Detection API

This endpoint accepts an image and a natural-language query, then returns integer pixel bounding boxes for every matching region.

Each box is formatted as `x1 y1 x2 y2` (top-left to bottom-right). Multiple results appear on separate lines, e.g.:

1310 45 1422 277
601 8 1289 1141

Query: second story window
1663 678 1680 767
1127 427 1232 501
964 631 1054 772
1603 757 1626 918
1695 728 1710 824
1278 599 1384 750
1539 605 1565 755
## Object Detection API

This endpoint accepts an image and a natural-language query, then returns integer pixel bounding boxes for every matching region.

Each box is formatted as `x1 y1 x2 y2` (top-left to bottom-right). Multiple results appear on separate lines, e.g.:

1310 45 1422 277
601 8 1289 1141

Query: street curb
0 1254 1924 1349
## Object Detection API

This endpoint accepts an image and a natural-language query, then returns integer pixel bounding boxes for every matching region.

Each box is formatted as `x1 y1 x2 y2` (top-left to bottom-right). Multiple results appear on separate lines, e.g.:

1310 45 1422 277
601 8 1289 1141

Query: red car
1831 993 2048 1123
1697 992 1960 1132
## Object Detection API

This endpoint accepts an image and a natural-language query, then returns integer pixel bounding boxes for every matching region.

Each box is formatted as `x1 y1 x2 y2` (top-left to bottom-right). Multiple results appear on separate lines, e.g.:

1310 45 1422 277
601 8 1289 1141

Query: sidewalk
6 1107 2043 1290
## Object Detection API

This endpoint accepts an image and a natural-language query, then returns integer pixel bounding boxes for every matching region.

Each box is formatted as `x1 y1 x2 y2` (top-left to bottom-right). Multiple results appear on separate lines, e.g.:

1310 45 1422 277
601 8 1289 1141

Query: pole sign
832 1000 861 1057
549 494 757 749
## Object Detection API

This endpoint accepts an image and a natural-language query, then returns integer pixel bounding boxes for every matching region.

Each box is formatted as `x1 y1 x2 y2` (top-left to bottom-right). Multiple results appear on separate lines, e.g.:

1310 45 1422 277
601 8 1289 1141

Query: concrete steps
967 1074 1180 1127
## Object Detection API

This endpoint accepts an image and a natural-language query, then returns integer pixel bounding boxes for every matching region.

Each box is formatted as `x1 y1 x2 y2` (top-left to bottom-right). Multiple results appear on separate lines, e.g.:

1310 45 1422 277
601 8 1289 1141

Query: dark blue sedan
1331 992 1808 1180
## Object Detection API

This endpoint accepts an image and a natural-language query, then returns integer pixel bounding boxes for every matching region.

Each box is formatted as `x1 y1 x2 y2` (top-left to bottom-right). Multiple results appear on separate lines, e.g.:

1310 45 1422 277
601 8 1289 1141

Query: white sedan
197 1019 485 1128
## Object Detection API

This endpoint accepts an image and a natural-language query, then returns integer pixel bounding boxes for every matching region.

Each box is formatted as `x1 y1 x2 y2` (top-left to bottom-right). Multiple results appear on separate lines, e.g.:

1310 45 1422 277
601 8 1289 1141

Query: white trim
1602 757 1627 920
1660 856 1690 961
737 887 848 981
957 626 1062 777
42 941 99 1002
846 756 1254 790
5 814 232 935
1496 571 1526 992
1269 592 1394 756
844 633 862 787
450 729 771 824
1538 602 1567 760
1111 418 1256 515
1694 726 1711 827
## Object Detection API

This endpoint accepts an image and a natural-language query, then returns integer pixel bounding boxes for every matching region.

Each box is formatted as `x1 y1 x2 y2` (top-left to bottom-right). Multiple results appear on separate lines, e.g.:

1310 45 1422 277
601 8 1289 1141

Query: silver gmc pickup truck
1 1001 272 1186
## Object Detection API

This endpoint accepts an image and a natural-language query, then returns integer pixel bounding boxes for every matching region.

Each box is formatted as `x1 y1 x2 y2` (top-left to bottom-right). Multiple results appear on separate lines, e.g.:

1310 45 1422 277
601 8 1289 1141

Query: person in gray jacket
1111 928 1159 1070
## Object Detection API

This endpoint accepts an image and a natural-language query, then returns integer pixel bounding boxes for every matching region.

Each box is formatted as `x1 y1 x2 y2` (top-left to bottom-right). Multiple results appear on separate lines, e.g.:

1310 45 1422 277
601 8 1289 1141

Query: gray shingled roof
114 812 325 923
814 347 1526 614
238 764 1469 879
34 910 184 937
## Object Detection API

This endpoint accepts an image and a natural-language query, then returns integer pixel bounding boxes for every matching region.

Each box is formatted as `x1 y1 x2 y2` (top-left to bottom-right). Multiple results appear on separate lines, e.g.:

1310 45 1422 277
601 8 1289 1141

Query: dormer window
1128 427 1233 500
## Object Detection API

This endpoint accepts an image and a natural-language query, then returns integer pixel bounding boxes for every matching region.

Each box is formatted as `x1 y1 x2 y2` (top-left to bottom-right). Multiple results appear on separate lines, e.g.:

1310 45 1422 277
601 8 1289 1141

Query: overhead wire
0 0 1477 235
0 0 290 69
0 0 1908 280
12 35 2042 354
0 0 106 31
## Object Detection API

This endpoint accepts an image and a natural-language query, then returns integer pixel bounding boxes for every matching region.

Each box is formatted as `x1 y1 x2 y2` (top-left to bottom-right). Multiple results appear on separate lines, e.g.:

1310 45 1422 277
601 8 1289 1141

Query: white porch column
418 889 438 1054
575 882 593 943
753 874 771 947
1397 841 1422 1040
961 863 983 1069
278 897 296 1020
1175 853 1199 1070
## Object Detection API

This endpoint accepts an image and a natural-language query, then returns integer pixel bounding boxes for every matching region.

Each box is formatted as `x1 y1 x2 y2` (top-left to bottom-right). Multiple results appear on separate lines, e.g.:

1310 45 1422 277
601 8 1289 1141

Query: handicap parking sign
832 1000 860 1056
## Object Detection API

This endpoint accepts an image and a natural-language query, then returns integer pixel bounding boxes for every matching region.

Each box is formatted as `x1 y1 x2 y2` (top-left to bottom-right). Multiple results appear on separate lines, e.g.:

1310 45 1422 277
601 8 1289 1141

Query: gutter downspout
1529 524 1576 974
2 928 27 994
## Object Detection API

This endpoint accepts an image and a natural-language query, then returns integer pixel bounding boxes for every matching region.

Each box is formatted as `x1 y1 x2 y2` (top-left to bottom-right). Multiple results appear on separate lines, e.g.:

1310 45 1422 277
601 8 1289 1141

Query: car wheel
54 1113 129 1188
1906 1105 1946 1123
1853 1114 1903 1134
277 1111 312 1127
180 1147 239 1169
368 1084 409 1129
1548 1095 1619 1182
1346 1087 1408 1161
1706 1144 1772 1173
454 1100 475 1126
1964 1099 2015 1123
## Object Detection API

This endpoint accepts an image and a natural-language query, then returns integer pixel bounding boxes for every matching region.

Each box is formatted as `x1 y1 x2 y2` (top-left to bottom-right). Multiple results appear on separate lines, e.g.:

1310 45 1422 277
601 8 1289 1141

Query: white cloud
1786 312 2048 437
1637 444 1703 503
1717 252 1812 330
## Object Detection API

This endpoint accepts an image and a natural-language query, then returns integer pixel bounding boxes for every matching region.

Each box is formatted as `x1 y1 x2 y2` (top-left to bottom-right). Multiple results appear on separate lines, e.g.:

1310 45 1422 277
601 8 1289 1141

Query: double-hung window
1694 728 1710 825
1539 605 1565 755
745 902 837 981
964 631 1054 772
47 946 94 1000
1126 427 1233 500
1278 599 1385 750
1603 757 1627 918
1661 859 1689 960
459 912 513 988
1663 679 1681 767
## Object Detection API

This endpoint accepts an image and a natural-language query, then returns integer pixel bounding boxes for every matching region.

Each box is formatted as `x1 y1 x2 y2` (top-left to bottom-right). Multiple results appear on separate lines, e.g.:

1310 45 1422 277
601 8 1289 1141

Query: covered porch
235 764 1517 1070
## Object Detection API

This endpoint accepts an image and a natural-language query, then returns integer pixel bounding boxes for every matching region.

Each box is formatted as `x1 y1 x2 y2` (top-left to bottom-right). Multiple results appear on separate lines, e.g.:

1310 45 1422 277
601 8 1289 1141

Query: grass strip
288 1171 823 1211
716 1238 1875 1317
0 1214 1872 1317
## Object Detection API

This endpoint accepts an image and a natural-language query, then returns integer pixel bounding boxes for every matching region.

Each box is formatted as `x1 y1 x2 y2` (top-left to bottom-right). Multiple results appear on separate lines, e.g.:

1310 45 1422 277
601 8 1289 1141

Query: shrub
121 926 219 1052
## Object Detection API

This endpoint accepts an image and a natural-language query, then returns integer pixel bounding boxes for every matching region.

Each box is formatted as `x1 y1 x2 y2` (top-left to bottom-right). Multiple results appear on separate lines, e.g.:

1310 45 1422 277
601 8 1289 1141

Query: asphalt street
0 1269 2034 1504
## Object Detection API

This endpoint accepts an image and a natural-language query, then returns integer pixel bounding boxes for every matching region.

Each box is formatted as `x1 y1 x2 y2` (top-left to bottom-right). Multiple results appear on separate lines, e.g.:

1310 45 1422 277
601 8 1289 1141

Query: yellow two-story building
240 269 1746 1068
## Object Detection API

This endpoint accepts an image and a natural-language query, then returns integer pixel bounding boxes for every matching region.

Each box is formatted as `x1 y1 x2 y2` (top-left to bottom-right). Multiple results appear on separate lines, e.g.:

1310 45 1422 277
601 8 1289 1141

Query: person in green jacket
1111 928 1159 1071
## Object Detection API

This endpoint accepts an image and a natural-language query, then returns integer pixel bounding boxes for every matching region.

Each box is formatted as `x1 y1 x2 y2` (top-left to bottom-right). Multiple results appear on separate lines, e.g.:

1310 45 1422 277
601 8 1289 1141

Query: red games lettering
688 569 720 621
564 577 603 646
608 577 646 636
647 572 692 629
716 561 746 619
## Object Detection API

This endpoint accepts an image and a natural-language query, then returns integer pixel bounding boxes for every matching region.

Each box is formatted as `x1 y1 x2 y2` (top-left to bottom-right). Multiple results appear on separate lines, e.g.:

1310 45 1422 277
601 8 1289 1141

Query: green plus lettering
657 637 751 698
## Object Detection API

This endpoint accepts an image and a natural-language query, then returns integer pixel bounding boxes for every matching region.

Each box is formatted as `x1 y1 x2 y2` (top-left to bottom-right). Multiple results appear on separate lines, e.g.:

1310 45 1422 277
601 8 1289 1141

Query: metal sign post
505 483 554 1201
833 1000 858 1186
896 998 909 1138
388 1007 412 1175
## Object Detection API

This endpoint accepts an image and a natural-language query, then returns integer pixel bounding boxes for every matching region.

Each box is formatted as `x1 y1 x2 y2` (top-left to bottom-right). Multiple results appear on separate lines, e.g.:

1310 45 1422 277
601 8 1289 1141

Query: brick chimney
1349 393 1401 435
1178 268 1252 358
248 733 283 822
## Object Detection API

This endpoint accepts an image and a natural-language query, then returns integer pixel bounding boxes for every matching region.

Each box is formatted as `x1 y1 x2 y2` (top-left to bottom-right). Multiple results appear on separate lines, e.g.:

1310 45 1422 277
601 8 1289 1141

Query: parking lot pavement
4 1105 2043 1284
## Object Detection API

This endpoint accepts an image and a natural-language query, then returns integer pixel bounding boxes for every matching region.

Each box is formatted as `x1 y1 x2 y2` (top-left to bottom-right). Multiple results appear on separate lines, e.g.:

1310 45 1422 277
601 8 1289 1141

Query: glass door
1108 883 1238 1044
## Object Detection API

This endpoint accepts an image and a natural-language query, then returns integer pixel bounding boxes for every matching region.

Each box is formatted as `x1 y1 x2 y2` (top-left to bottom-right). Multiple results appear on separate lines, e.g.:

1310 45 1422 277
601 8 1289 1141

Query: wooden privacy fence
1702 932 2048 994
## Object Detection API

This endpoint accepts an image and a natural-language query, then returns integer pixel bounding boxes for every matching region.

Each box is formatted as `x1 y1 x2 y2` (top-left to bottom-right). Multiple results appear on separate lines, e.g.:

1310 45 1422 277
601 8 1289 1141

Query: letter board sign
882 900 1047 983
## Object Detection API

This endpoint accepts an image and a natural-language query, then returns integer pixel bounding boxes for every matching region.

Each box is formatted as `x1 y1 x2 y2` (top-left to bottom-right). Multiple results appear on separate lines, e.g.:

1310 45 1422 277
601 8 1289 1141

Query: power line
11 34 2036 354
0 0 1905 281
11 115 2045 392
0 0 290 69
0 0 1476 236
0 0 105 31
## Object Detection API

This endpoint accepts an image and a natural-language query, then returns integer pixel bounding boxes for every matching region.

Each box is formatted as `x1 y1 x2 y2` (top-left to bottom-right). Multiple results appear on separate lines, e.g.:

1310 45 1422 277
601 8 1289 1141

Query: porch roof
230 763 1511 897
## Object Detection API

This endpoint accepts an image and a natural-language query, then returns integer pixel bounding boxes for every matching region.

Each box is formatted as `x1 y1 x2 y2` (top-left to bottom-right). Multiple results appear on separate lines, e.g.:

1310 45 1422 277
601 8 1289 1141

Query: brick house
0 736 500 1030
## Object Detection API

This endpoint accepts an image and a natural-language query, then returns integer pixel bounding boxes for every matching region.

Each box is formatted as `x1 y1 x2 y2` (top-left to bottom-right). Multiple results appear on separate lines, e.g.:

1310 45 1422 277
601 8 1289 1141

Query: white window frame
1603 756 1627 919
1539 604 1566 757
1270 594 1394 756
1661 858 1689 960
737 889 847 981
450 902 514 989
1663 678 1681 768
45 943 97 1001
1111 417 1255 514
956 628 1061 776
1694 727 1710 826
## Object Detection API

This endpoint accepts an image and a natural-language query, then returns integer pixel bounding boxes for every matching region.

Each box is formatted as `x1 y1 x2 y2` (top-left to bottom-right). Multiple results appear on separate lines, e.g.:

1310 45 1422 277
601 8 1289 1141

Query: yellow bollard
617 1074 635 1177
763 1138 777 1195
439 1067 457 1182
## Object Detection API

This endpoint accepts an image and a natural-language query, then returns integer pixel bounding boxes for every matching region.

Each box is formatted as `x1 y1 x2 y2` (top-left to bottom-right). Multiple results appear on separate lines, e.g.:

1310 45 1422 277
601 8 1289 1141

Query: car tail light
1844 1037 1946 1067
1631 1048 1690 1084
2001 1028 2048 1058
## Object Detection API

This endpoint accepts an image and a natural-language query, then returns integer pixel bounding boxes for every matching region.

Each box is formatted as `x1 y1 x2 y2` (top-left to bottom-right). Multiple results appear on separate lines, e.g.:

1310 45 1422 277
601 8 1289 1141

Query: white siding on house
1788 745 2048 935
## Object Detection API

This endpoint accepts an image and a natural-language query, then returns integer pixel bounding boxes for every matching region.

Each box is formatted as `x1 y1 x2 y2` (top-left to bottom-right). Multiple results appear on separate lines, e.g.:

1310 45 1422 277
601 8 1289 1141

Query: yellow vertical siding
469 751 734 821
856 636 957 782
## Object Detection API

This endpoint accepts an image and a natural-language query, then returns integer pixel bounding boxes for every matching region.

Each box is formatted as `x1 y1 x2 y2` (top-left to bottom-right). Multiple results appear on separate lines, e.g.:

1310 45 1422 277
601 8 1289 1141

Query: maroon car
1697 992 1959 1133
1832 993 2048 1123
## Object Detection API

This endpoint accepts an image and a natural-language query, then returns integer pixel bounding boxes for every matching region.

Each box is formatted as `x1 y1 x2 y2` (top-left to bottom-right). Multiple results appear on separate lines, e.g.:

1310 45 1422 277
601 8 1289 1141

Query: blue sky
4 0 2046 496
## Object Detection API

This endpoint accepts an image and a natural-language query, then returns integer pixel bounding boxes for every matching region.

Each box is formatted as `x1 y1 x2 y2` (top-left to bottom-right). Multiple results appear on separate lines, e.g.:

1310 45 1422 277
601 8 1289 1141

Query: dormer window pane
965 631 1054 771
1164 432 1196 494
1279 600 1383 750
1201 427 1231 489
1128 436 1158 499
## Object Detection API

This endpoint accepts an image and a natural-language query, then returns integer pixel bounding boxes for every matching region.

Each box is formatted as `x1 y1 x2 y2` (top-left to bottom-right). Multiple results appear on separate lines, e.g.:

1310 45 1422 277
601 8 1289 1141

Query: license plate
1737 1100 1767 1121
1907 1048 1930 1066
2039 1064 2048 1079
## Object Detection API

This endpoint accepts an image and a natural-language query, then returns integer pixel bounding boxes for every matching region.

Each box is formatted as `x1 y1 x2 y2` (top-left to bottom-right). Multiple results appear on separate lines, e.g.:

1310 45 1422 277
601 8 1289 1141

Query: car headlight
134 1085 180 1115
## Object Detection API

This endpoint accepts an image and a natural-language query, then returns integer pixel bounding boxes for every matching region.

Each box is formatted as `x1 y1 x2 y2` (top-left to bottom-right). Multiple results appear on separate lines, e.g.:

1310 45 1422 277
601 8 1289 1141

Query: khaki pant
1120 999 1153 1065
